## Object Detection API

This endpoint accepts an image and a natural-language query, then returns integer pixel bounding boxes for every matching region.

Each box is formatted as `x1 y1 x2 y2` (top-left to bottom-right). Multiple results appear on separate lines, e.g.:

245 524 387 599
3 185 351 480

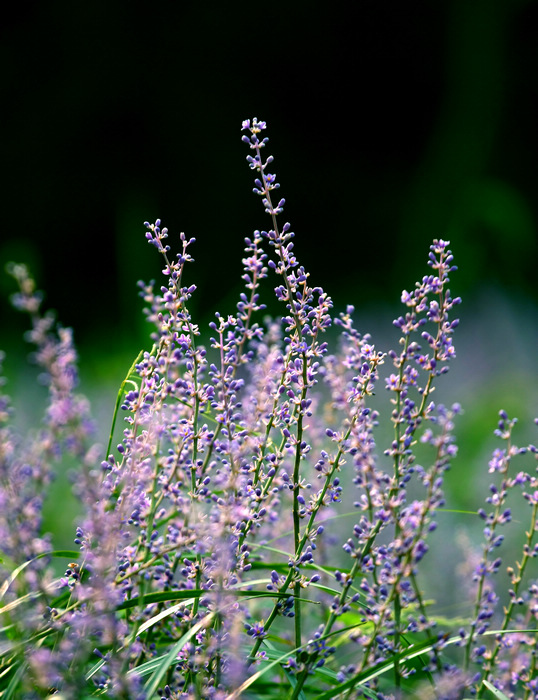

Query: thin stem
481 498 538 689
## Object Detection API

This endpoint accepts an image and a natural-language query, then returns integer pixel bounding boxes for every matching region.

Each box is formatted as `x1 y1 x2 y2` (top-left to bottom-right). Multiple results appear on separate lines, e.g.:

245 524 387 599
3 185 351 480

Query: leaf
115 587 306 612
134 600 195 638
141 612 214 696
482 679 511 700
84 656 107 683
0 550 79 603
281 666 307 700
226 646 300 700
2 660 26 699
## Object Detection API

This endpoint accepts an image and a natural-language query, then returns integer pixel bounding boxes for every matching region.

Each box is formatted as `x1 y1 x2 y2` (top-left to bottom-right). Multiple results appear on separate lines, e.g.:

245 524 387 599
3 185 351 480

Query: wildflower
0 119 536 700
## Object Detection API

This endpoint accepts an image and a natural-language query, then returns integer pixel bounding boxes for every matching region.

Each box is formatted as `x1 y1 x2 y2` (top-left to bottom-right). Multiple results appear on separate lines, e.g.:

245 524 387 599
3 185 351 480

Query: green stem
480 499 538 692
247 415 358 665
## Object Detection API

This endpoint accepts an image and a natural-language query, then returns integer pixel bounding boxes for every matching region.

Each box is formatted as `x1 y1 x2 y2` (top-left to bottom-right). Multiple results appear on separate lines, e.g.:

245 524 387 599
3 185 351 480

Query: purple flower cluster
0 120 537 699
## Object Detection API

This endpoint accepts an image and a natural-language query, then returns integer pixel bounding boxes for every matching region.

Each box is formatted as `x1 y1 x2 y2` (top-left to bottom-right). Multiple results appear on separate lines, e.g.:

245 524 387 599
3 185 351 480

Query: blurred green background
1 0 537 573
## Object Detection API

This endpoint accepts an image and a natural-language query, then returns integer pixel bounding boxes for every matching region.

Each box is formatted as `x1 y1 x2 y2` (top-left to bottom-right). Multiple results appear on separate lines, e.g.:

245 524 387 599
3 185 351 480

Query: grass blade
141 612 214 696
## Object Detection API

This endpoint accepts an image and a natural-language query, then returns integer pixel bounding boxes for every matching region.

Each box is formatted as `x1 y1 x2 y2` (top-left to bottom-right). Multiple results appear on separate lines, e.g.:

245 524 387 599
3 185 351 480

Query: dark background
1 0 537 352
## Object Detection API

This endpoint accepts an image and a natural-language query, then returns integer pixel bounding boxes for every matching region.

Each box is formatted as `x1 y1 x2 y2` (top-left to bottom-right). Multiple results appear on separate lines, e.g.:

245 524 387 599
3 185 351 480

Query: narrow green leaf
115 587 303 612
141 612 214 696
0 550 79 602
282 665 307 700
115 588 204 611
84 656 107 682
135 600 195 638
482 679 510 700
3 660 26 699
226 646 299 700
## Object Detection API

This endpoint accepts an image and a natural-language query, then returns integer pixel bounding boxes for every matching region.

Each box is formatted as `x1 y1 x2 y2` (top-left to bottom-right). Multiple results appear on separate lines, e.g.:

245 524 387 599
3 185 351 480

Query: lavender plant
1 119 537 699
